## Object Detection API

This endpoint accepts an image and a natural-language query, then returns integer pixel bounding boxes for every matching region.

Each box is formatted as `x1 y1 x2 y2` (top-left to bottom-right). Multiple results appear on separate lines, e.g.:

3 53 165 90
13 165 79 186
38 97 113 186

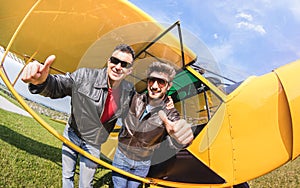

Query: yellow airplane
0 1 299 187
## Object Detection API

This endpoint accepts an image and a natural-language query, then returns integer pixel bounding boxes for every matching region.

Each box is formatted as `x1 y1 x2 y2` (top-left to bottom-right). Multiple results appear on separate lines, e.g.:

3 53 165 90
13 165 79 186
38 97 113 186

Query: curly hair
147 61 176 82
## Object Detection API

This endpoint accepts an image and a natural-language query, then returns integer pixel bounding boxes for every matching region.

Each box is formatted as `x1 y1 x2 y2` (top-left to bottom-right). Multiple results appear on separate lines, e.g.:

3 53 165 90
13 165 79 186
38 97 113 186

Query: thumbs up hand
22 55 56 85
158 110 194 145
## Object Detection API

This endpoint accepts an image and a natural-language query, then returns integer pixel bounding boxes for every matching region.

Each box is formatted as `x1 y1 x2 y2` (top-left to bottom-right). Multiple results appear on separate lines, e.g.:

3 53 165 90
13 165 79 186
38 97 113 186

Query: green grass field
0 89 299 187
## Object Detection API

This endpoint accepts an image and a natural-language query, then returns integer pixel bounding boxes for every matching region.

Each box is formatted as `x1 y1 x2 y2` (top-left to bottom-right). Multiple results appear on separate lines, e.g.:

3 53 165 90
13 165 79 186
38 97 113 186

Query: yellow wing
0 0 196 75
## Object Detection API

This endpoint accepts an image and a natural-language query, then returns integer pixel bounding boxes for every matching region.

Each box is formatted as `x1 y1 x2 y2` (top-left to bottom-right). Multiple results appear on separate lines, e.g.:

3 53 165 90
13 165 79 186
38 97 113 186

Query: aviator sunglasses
147 77 169 88
109 56 133 68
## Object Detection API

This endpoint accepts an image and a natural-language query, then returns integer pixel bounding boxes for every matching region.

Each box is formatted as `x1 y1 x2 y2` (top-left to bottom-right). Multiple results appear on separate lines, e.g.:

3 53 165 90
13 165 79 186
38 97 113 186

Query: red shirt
100 87 120 123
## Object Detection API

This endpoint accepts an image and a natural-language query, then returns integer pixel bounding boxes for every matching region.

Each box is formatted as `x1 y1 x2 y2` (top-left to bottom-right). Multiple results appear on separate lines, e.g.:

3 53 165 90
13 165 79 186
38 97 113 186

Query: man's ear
106 58 110 66
167 82 173 90
126 68 132 75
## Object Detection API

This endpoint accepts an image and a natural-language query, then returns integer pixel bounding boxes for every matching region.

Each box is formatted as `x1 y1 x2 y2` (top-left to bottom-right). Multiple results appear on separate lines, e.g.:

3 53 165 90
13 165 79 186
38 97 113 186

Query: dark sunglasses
109 56 132 68
147 77 169 88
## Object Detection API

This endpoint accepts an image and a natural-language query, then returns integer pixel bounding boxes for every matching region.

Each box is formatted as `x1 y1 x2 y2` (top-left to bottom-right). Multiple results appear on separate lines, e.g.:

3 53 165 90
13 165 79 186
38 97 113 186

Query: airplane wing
0 0 196 76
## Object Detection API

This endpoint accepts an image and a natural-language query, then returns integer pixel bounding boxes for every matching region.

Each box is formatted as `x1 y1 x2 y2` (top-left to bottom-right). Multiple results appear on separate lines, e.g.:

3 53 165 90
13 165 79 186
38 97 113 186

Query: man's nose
115 62 122 69
152 81 159 88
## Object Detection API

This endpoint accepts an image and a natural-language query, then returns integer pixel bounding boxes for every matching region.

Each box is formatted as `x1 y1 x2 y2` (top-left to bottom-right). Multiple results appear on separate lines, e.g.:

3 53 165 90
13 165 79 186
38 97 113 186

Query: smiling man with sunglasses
21 44 136 188
112 61 194 188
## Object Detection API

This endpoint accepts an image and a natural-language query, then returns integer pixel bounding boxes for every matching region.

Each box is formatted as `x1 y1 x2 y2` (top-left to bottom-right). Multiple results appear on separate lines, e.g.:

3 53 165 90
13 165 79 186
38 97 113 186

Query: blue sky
129 0 300 81
1 0 300 113
0 53 71 113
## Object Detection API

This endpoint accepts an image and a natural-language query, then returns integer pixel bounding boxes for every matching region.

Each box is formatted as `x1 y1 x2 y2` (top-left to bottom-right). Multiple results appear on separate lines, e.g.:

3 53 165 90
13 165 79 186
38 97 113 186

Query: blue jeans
112 148 151 188
62 124 100 188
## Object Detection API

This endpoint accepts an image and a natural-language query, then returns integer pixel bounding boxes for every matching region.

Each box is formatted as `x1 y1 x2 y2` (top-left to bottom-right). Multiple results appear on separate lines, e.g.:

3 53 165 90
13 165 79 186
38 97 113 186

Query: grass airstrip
0 89 299 187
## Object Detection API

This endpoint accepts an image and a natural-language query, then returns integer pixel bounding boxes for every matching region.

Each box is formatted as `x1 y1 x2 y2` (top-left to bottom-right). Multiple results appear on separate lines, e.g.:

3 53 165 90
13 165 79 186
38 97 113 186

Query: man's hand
158 110 194 145
166 96 174 110
21 55 56 85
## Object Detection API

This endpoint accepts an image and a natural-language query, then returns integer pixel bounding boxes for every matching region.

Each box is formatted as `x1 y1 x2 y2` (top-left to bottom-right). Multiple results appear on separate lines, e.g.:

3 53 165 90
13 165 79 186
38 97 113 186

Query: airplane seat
192 123 206 136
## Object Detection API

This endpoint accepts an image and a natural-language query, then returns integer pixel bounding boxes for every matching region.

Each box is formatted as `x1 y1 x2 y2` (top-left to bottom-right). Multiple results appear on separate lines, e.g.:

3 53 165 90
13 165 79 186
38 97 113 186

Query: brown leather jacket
118 92 184 161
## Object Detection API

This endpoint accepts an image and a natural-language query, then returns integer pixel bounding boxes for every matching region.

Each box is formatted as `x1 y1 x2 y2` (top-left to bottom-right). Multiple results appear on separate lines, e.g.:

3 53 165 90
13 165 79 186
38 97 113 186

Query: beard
148 88 166 100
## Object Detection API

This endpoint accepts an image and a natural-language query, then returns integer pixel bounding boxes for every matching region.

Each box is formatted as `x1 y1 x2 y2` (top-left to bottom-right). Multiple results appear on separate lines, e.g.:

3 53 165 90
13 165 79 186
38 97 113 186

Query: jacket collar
143 93 168 112
94 68 108 89
93 67 133 91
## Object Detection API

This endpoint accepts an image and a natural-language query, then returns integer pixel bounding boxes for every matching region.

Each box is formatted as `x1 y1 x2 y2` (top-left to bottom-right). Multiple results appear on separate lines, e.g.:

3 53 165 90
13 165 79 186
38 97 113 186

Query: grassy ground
0 107 113 187
249 158 300 187
0 88 299 187
0 108 63 187
0 88 112 187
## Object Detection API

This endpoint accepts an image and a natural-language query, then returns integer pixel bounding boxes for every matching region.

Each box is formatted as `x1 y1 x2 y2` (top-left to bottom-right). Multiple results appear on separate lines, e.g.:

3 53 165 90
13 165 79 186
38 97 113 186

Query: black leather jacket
29 67 135 147
118 93 184 161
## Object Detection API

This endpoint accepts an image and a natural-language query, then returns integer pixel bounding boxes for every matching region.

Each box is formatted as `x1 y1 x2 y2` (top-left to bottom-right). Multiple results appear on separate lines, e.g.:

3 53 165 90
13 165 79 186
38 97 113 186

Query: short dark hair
113 44 135 60
147 62 176 82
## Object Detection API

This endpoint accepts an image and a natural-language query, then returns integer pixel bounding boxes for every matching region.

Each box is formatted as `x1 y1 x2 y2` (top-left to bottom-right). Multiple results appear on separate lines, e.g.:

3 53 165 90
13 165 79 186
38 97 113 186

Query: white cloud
234 10 267 35
236 21 266 35
236 12 253 21
213 33 218 39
